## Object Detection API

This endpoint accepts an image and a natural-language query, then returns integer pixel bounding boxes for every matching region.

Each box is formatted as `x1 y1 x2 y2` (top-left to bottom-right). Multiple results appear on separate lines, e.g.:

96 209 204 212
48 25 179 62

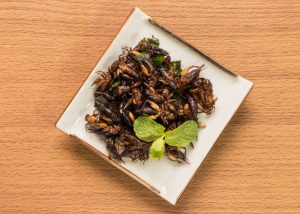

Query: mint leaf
149 136 165 159
147 37 159 48
164 120 198 147
171 60 181 76
152 55 166 66
134 52 150 62
133 117 165 142
109 78 120 91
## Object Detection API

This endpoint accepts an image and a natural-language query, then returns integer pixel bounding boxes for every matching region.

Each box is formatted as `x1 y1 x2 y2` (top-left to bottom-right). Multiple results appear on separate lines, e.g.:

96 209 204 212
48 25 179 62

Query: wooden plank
0 0 299 213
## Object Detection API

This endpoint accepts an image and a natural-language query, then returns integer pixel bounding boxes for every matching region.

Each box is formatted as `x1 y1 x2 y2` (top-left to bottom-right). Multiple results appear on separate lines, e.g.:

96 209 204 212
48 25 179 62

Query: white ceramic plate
56 7 253 205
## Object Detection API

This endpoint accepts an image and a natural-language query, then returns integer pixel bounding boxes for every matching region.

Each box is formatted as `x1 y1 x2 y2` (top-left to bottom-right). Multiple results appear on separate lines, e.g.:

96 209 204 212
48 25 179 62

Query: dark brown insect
86 36 216 162
132 88 143 107
92 72 112 92
166 146 189 163
145 88 163 103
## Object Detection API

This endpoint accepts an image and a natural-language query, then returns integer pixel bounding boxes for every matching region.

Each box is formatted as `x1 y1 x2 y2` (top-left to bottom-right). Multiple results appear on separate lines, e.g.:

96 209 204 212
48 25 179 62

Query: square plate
56 7 253 205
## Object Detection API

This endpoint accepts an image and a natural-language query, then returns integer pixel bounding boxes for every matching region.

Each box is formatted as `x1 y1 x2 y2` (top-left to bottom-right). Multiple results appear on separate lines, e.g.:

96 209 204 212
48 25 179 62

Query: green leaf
147 37 159 48
133 117 165 142
109 78 120 91
134 52 150 62
149 136 165 159
171 60 181 76
164 120 198 147
152 55 166 66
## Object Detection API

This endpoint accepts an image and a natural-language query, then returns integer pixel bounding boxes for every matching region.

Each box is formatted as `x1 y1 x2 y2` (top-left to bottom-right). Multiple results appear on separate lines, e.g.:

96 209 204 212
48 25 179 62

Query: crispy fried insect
124 98 133 109
85 114 120 137
145 88 163 103
132 88 143 107
95 98 120 123
118 63 139 79
158 67 177 89
133 81 142 87
85 36 216 162
158 67 173 80
163 100 177 114
152 47 169 56
175 65 204 89
142 58 155 73
161 88 172 98
166 146 188 163
120 133 150 161
142 107 158 115
108 60 119 74
161 110 176 124
114 86 131 95
92 72 112 92
106 138 122 162
140 64 149 76
95 91 115 101
128 111 135 122
187 95 199 122
134 38 152 52
120 102 132 127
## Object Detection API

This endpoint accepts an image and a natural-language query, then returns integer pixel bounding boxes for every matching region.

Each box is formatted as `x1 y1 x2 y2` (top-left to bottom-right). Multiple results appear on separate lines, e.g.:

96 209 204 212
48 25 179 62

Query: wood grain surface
1 1 299 213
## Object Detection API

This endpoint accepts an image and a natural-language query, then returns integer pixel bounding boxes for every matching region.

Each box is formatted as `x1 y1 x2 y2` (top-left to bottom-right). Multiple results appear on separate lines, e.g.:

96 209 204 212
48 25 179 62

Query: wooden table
1 1 299 213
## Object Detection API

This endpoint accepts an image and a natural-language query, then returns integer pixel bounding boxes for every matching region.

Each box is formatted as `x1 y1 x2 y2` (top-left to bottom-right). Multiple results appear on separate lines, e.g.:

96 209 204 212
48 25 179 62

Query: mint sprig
133 52 150 62
147 36 159 48
171 60 181 76
133 117 165 142
109 78 121 91
164 121 198 147
152 55 166 66
133 117 199 159
149 136 165 159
